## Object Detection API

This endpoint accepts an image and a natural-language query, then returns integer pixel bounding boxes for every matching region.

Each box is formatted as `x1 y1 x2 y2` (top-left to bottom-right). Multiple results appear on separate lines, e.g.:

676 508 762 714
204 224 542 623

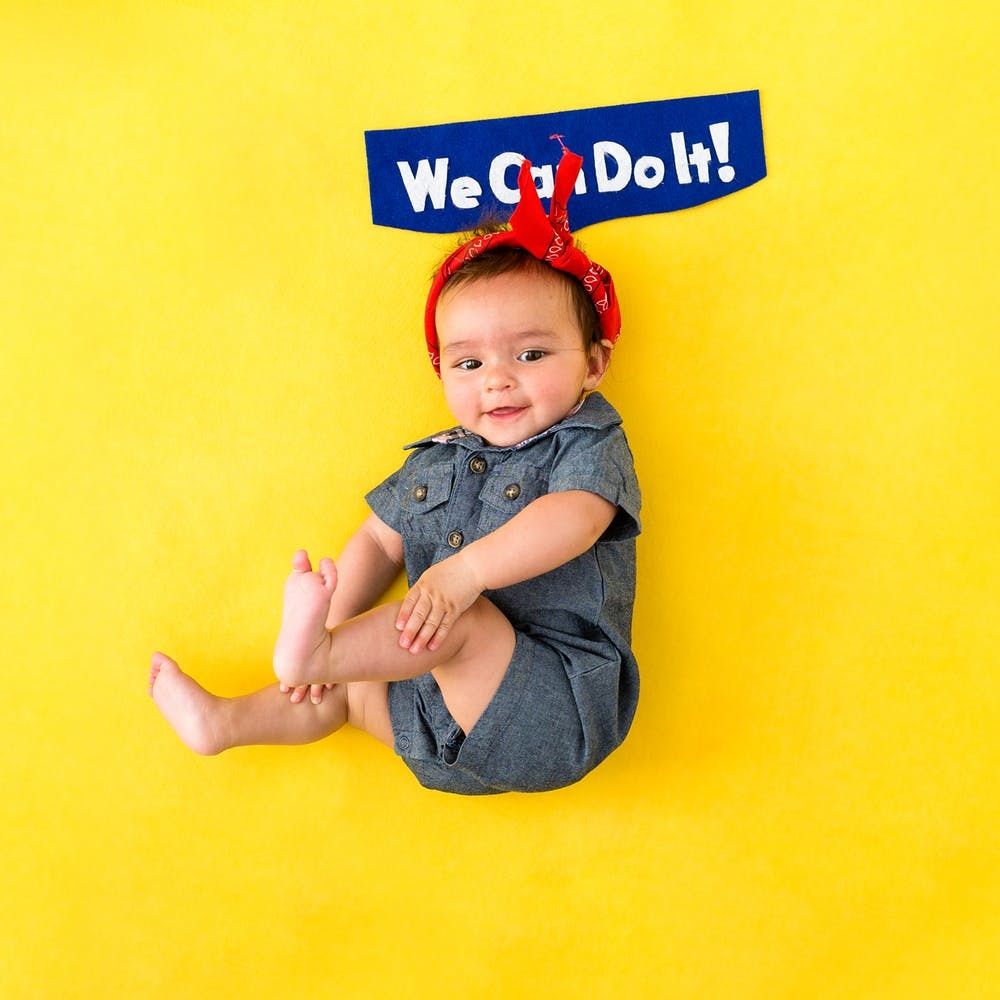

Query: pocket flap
478 464 546 515
401 464 453 513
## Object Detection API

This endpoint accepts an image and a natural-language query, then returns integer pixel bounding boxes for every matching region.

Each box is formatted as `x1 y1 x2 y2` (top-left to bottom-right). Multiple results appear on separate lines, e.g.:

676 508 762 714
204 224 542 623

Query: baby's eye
517 349 546 363
455 359 482 371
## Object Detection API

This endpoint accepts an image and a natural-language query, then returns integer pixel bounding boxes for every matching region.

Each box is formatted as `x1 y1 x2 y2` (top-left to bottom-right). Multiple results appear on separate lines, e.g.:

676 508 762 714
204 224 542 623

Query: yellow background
2 1 996 996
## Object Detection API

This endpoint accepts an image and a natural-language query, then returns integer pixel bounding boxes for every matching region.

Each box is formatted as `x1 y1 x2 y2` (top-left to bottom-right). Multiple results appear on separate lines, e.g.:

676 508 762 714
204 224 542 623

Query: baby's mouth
486 406 525 419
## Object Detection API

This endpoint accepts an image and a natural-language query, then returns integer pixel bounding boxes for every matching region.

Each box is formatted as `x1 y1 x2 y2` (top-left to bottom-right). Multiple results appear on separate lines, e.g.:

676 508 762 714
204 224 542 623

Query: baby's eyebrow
440 338 475 356
441 330 559 356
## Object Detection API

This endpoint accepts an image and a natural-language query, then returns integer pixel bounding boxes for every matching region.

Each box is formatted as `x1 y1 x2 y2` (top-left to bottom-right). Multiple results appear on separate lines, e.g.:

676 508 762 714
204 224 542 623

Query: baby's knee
443 596 515 667
464 596 513 637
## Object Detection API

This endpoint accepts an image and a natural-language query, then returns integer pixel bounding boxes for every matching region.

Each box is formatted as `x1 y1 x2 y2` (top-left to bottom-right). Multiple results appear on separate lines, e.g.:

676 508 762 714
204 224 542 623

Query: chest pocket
401 464 453 516
399 464 455 575
477 461 548 534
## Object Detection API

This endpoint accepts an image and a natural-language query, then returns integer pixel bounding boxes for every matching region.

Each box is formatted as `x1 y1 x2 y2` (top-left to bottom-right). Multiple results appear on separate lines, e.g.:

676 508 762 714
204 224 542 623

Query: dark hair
434 222 602 348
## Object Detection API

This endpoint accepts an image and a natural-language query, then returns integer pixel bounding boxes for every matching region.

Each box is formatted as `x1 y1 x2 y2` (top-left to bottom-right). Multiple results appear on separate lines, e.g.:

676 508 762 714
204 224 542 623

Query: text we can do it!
396 122 739 215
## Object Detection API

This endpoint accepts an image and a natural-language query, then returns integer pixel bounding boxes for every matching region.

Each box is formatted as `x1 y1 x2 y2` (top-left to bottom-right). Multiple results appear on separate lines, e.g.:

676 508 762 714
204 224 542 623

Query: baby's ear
584 339 613 389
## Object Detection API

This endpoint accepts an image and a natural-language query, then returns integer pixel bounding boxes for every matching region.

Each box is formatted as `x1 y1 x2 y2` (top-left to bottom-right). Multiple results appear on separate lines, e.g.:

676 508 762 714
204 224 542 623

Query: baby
149 142 641 795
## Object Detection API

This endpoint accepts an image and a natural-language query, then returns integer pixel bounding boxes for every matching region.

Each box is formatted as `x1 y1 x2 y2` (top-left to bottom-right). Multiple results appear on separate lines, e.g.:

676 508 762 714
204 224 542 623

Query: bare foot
149 652 228 756
272 549 338 687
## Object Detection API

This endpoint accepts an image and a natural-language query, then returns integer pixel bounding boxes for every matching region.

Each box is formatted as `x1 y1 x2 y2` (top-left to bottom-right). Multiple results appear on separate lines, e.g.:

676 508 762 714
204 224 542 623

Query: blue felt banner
365 91 766 234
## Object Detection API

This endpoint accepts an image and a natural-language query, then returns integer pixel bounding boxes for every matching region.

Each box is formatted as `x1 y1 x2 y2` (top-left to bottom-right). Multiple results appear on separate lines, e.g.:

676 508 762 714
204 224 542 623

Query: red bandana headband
424 138 621 376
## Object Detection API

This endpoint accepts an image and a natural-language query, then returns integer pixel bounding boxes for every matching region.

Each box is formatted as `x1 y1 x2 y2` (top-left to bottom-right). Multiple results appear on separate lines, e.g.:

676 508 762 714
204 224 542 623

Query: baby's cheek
538 379 581 412
441 381 472 417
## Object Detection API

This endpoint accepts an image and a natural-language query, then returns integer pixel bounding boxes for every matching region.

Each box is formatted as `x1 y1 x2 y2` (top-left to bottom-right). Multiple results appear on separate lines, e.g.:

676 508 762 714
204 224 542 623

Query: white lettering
634 155 665 189
396 127 737 218
709 122 735 182
689 142 712 183
670 133 692 184
530 163 554 199
488 152 525 205
671 133 713 184
594 141 632 192
396 158 449 212
450 175 482 209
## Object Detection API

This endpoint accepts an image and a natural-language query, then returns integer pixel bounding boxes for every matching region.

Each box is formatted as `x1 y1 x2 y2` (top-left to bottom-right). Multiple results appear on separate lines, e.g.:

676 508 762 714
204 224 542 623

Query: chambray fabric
365 391 641 795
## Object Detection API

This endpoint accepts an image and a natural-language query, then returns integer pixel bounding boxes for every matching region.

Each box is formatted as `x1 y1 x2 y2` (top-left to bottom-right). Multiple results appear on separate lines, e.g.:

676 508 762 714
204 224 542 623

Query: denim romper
365 391 641 795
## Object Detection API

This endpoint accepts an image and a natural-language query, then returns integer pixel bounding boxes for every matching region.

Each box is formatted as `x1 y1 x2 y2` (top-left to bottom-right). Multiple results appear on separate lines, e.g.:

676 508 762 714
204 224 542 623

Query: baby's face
436 269 607 447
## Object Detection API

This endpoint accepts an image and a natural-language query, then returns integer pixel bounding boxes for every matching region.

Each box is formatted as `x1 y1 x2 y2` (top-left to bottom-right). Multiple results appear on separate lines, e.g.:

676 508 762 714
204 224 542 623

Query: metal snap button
447 530 464 548
503 483 521 501
412 485 428 502
469 456 487 474
398 735 411 751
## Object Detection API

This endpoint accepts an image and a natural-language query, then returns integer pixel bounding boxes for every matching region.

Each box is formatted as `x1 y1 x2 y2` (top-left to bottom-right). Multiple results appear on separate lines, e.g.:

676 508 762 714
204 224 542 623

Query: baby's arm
325 513 405 627
395 490 616 653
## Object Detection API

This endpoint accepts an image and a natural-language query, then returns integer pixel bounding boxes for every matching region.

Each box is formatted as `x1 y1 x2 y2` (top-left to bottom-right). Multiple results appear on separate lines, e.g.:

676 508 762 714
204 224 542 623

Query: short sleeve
364 465 405 534
548 426 642 541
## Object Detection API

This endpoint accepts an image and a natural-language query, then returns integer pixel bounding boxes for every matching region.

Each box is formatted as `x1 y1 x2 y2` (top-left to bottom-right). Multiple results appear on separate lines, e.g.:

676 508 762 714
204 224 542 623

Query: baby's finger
426 618 451 652
398 596 431 648
409 615 445 655
309 684 325 704
396 590 420 631
289 685 309 703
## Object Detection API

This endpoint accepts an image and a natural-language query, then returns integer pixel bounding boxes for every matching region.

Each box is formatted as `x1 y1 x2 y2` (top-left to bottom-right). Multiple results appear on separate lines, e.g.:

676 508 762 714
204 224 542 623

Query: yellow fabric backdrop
2 2 996 996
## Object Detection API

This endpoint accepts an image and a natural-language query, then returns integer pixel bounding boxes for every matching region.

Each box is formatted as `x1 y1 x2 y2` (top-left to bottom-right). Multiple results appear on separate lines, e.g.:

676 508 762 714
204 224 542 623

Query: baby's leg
274 552 516 733
149 652 349 755
154 552 516 756
288 598 516 736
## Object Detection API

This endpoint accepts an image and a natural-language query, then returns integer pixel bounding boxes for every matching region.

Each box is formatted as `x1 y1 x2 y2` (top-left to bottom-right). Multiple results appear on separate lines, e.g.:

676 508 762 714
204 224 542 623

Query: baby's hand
280 682 334 705
396 553 482 654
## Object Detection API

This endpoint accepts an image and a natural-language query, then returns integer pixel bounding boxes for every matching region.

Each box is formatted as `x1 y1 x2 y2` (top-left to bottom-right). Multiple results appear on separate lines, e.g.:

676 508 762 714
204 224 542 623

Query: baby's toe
318 558 338 590
149 652 179 689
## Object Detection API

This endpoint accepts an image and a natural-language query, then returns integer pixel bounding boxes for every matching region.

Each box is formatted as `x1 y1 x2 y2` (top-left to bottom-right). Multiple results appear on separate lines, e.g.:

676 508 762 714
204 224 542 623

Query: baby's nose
484 363 514 390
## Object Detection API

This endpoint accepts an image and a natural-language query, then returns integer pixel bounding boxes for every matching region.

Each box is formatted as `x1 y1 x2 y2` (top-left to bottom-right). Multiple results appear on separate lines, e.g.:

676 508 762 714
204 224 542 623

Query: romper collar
403 391 622 452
